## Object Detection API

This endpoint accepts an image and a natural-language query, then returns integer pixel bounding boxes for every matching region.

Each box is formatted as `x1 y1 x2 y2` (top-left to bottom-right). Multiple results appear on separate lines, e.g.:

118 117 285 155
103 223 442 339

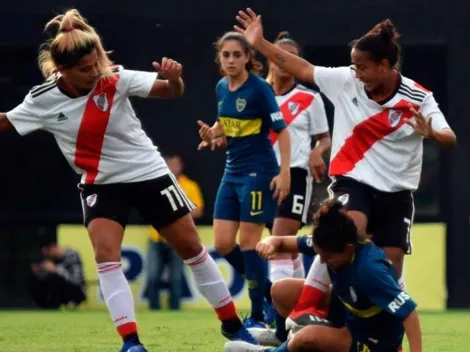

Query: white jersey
314 66 450 192
6 65 169 184
271 84 329 170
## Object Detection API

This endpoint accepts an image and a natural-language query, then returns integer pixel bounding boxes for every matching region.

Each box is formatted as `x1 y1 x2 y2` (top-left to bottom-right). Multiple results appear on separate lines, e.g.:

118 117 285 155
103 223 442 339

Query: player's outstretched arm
234 8 315 85
0 113 13 132
403 311 422 352
256 236 300 260
148 58 184 98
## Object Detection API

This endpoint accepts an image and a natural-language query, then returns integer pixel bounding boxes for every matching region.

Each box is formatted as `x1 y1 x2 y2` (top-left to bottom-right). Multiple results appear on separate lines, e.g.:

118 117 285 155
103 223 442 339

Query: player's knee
93 241 121 263
214 238 235 256
272 278 302 317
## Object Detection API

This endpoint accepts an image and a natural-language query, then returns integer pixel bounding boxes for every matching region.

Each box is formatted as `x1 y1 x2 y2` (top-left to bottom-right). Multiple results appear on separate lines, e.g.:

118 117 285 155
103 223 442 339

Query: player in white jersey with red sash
234 8 456 348
0 9 257 352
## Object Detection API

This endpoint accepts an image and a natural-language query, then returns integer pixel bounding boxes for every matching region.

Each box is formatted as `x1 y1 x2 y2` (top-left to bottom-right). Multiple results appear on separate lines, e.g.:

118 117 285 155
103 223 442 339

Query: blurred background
0 0 469 315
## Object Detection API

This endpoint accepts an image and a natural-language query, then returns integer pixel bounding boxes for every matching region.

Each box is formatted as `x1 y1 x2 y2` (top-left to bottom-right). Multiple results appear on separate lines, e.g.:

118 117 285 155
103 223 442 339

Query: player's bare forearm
275 236 301 253
430 128 457 148
257 39 315 84
313 132 331 155
277 128 291 175
0 113 13 132
149 78 184 98
404 311 422 352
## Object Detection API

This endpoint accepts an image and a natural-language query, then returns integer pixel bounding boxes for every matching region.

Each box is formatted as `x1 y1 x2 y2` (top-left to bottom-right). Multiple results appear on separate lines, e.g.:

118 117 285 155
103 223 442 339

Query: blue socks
223 245 245 275
242 250 266 322
275 312 288 342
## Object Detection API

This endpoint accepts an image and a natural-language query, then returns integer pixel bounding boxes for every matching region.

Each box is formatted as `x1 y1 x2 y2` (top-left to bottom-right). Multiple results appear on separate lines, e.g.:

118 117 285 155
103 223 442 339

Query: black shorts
328 176 414 254
79 174 194 230
272 167 314 226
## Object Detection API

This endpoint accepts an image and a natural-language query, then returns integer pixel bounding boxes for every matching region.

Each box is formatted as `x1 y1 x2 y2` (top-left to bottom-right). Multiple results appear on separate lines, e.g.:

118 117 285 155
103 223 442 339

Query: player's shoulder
216 77 229 93
398 75 432 103
250 73 272 90
354 243 388 273
29 74 60 102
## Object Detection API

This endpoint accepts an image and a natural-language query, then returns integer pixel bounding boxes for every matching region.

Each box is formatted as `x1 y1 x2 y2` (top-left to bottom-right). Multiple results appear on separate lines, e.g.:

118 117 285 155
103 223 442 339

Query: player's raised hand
256 239 277 260
270 171 291 206
197 137 228 151
153 57 183 81
234 8 264 47
309 149 327 183
198 120 213 143
405 104 433 138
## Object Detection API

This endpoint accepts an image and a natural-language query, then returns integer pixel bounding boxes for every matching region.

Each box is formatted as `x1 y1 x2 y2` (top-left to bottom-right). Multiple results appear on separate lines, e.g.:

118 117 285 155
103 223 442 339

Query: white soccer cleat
247 327 282 347
224 341 271 352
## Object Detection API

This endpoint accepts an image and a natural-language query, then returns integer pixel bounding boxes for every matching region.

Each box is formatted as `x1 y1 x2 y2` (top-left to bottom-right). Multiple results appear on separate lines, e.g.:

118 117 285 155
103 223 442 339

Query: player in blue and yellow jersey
198 31 291 329
224 199 423 352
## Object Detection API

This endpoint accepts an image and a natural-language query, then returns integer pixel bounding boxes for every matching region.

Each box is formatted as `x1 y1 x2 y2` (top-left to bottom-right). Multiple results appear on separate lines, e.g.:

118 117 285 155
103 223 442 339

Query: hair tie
61 26 75 33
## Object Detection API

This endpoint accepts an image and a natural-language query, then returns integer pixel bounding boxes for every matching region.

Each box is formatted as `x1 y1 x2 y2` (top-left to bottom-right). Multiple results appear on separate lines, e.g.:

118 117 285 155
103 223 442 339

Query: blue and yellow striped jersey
297 236 416 342
216 73 286 176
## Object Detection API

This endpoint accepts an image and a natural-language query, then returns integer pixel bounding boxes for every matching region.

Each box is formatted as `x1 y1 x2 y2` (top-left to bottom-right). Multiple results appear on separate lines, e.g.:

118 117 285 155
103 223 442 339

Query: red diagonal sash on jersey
74 75 120 184
269 91 314 145
329 99 418 176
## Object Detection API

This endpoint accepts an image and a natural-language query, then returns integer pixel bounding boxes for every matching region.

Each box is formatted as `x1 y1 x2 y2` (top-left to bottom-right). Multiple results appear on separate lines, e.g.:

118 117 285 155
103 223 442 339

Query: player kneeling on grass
224 198 422 352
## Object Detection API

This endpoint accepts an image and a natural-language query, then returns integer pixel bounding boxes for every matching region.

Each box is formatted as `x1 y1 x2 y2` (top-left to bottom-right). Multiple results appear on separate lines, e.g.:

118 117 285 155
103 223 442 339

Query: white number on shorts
404 217 412 245
292 195 304 215
161 185 184 211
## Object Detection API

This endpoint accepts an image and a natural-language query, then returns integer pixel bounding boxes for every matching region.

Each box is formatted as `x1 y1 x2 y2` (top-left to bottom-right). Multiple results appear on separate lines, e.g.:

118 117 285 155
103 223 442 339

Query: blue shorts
349 332 403 352
214 173 277 224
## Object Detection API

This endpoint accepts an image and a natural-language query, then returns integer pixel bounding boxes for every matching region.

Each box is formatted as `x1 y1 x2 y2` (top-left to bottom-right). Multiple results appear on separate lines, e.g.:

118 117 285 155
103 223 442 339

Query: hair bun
276 31 291 41
377 19 400 42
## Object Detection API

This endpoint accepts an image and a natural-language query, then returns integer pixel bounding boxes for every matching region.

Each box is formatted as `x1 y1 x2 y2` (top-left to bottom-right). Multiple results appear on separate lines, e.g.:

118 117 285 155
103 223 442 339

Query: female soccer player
198 31 291 329
0 9 256 351
225 199 423 352
234 8 456 323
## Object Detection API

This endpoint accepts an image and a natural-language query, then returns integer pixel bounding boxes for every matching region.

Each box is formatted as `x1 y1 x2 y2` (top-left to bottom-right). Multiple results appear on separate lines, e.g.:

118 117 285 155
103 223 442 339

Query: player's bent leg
288 325 352 352
270 217 303 282
345 210 368 238
159 214 257 344
88 219 145 352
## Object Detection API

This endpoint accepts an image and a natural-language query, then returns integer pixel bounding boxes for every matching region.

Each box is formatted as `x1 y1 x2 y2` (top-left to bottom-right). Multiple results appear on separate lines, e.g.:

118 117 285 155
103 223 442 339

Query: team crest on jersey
86 193 98 207
288 102 299 115
388 109 403 128
337 193 349 205
236 98 247 112
93 92 109 112
350 287 357 302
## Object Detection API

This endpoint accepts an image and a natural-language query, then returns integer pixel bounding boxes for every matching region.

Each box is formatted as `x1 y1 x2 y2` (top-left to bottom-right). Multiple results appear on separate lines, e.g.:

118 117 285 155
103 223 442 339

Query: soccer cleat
243 316 266 329
263 301 276 327
286 310 331 336
121 344 148 352
224 341 272 352
247 327 282 347
222 325 259 345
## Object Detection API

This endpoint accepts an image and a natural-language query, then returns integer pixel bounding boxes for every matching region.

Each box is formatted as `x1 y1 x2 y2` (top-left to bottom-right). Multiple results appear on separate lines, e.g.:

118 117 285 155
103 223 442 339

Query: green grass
0 310 469 351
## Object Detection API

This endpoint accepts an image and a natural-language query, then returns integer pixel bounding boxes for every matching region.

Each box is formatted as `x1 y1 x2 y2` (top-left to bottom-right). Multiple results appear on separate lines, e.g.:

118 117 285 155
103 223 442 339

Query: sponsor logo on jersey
236 98 247 112
86 193 98 207
93 92 109 112
388 109 403 128
388 291 411 313
57 112 68 122
270 111 284 122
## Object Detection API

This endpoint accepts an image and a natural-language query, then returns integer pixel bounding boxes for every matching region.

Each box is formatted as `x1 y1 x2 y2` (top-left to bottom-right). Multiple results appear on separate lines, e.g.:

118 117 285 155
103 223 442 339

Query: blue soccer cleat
243 316 266 329
120 339 148 352
263 301 276 327
222 324 259 345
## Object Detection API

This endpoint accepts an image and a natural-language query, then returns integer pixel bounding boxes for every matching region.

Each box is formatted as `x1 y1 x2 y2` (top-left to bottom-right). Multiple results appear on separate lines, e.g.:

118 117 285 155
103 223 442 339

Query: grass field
1 310 469 351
